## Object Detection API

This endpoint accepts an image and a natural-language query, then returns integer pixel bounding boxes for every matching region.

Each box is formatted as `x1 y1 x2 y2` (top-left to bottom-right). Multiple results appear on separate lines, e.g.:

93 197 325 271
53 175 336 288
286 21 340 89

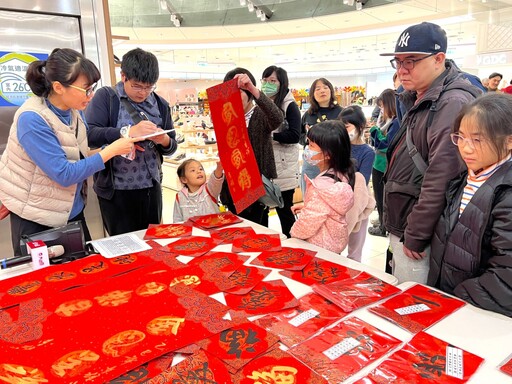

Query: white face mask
303 146 322 166
348 131 358 141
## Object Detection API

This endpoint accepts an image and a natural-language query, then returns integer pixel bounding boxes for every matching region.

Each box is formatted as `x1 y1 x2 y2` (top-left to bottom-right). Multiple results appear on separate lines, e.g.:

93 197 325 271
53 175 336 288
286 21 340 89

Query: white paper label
288 309 320 327
446 345 464 379
394 303 430 315
322 337 361 360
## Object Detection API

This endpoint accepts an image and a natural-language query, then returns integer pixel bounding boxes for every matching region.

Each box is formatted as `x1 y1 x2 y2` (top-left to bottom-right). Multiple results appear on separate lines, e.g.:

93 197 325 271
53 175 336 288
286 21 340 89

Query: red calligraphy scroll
206 79 265 213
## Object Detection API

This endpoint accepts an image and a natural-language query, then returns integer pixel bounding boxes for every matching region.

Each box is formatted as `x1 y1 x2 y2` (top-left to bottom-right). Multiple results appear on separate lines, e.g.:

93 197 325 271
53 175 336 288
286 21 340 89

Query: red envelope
233 347 328 384
362 332 484 383
290 317 401 383
222 265 272 295
254 293 348 347
143 223 192 239
188 212 242 229
225 280 299 318
165 236 221 257
368 284 466 333
279 258 361 285
251 247 316 270
145 350 233 384
231 233 282 253
209 226 256 243
313 271 401 313
198 322 280 370
187 251 250 275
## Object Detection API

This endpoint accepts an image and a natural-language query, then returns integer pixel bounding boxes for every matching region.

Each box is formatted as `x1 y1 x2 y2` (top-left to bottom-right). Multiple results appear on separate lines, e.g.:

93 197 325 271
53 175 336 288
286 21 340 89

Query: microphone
0 245 65 269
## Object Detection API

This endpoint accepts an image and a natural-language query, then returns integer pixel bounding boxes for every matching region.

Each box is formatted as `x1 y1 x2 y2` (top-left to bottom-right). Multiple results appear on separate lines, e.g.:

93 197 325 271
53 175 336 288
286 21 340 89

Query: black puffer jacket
428 161 512 317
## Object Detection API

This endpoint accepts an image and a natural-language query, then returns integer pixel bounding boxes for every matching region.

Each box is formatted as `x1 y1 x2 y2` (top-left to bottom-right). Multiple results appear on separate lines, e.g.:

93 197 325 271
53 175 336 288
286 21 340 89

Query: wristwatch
120 125 131 138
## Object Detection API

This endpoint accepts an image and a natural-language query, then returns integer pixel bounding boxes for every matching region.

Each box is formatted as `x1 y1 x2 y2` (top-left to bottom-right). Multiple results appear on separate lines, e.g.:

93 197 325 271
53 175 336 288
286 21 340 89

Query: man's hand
403 244 427 260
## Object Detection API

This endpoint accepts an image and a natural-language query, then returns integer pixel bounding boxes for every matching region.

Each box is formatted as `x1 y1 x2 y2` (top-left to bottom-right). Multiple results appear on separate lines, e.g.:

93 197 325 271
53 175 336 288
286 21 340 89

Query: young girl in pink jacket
290 120 356 253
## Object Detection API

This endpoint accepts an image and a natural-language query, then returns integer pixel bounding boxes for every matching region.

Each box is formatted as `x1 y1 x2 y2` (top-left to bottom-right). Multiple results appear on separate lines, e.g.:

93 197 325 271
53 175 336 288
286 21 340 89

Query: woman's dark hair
224 67 256 102
121 48 159 84
307 120 355 189
453 93 512 160
26 48 100 98
378 88 397 120
338 105 366 138
307 78 337 115
262 65 289 112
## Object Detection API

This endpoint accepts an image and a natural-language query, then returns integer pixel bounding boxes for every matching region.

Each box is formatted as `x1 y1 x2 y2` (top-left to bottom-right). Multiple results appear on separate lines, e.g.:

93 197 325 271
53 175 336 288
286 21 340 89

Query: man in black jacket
86 48 177 235
380 22 481 283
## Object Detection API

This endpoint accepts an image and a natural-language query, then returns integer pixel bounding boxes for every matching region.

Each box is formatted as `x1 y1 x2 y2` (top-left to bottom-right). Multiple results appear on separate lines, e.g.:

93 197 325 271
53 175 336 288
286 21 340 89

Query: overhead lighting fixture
356 1 363 10
256 9 263 18
174 18 181 27
260 12 266 21
240 0 246 5
343 0 349 3
247 1 255 12
170 13 176 22
347 0 355 6
160 0 167 10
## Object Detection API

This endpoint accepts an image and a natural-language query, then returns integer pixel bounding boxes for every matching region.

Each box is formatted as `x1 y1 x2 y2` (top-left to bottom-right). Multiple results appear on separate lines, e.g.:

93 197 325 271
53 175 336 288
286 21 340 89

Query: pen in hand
139 111 150 121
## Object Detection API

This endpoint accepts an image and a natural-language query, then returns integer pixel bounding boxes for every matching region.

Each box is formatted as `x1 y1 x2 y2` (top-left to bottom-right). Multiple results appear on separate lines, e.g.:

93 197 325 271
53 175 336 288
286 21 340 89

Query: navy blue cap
381 22 447 56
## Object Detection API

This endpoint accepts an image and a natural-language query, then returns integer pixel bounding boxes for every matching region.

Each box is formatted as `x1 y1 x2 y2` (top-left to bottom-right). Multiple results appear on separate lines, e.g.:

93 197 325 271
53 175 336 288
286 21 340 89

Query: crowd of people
0 21 510 317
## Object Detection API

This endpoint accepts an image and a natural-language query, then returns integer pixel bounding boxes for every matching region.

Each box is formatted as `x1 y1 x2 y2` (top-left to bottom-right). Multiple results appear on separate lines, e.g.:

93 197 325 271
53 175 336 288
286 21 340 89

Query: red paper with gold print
197 322 280 370
146 349 233 384
222 265 272 295
254 293 347 348
289 317 401 383
143 223 192 240
279 257 361 285
251 246 316 271
500 354 512 376
106 352 174 383
0 263 232 383
207 79 265 213
361 331 484 383
0 253 158 309
368 284 466 334
209 226 256 243
231 233 282 253
187 251 250 275
164 236 221 257
312 271 401 313
189 212 243 230
233 347 328 384
225 279 299 318
165 263 233 295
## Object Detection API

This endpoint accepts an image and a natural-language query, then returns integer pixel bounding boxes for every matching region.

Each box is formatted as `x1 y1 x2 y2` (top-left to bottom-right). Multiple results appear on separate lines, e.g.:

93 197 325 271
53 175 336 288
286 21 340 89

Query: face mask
304 146 322 166
261 82 279 97
348 130 358 141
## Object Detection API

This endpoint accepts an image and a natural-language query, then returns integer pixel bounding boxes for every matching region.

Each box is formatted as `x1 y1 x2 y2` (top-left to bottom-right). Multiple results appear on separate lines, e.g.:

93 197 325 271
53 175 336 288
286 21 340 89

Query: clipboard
137 129 174 139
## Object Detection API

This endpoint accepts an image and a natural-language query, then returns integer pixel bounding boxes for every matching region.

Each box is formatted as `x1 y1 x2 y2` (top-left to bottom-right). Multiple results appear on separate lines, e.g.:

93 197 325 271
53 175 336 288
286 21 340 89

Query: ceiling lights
245 1 272 21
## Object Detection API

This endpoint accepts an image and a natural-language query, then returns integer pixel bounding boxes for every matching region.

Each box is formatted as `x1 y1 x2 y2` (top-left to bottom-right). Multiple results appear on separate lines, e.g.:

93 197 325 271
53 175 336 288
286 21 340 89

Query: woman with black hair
219 67 283 225
0 48 138 255
260 65 301 237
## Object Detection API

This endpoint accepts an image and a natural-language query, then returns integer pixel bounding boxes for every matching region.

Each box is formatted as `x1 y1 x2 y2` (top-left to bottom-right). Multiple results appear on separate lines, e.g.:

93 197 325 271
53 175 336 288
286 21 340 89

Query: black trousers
372 168 386 232
98 183 162 236
261 189 296 238
10 210 91 256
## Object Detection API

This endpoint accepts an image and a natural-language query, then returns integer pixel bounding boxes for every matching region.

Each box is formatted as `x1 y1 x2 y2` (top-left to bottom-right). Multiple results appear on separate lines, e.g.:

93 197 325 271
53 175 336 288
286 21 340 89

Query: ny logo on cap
434 44 440 50
398 32 410 48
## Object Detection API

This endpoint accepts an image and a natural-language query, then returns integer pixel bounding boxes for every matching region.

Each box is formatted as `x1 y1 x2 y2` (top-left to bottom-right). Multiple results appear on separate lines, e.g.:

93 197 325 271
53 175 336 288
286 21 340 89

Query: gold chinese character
146 316 185 336
247 365 298 384
95 290 133 307
231 148 246 169
238 168 252 191
222 102 238 125
226 126 240 148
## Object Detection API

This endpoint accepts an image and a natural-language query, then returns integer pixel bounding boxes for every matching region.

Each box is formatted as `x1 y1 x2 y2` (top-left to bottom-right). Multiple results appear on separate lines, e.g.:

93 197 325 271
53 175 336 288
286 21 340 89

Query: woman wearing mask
219 67 283 225
0 48 139 255
339 106 376 262
300 78 342 192
260 65 301 237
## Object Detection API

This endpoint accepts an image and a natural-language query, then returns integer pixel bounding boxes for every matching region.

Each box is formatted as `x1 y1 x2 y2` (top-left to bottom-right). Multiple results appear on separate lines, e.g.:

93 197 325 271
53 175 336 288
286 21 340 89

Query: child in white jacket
173 159 224 222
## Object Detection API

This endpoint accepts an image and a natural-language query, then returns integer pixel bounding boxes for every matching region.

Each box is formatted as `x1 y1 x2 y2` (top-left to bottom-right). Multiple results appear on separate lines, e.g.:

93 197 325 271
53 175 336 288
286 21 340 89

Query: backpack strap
324 172 341 182
111 86 143 125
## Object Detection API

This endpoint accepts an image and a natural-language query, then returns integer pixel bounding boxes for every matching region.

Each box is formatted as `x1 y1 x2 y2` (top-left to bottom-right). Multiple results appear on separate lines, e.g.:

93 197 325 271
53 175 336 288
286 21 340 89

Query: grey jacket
384 61 482 252
428 161 512 317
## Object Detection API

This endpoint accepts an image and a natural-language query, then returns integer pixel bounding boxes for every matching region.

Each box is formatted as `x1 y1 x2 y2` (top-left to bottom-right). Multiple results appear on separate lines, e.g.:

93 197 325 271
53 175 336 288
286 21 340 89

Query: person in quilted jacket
290 120 355 253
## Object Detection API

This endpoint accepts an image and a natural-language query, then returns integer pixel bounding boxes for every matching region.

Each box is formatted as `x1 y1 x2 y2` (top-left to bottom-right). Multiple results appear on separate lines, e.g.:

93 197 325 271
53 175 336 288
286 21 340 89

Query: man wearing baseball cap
380 22 482 284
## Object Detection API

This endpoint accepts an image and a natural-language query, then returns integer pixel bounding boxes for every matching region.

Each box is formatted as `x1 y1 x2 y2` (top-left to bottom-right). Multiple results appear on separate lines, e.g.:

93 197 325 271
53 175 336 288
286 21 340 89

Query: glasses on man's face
261 78 279 85
450 133 485 150
390 53 435 70
68 83 97 97
129 81 156 93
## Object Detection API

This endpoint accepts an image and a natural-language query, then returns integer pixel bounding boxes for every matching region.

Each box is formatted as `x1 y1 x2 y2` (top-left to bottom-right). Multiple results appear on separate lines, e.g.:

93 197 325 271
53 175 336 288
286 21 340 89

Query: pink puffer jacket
290 171 354 253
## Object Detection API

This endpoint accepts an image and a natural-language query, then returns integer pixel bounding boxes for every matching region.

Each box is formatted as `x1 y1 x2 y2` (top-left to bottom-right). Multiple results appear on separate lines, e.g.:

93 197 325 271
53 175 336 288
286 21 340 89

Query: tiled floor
162 187 390 273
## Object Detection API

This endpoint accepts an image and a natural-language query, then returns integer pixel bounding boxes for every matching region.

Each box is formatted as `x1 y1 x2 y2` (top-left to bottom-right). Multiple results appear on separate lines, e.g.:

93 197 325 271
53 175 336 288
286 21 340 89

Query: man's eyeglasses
68 83 97 97
450 133 485 150
129 81 156 93
390 53 435 70
261 79 279 84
